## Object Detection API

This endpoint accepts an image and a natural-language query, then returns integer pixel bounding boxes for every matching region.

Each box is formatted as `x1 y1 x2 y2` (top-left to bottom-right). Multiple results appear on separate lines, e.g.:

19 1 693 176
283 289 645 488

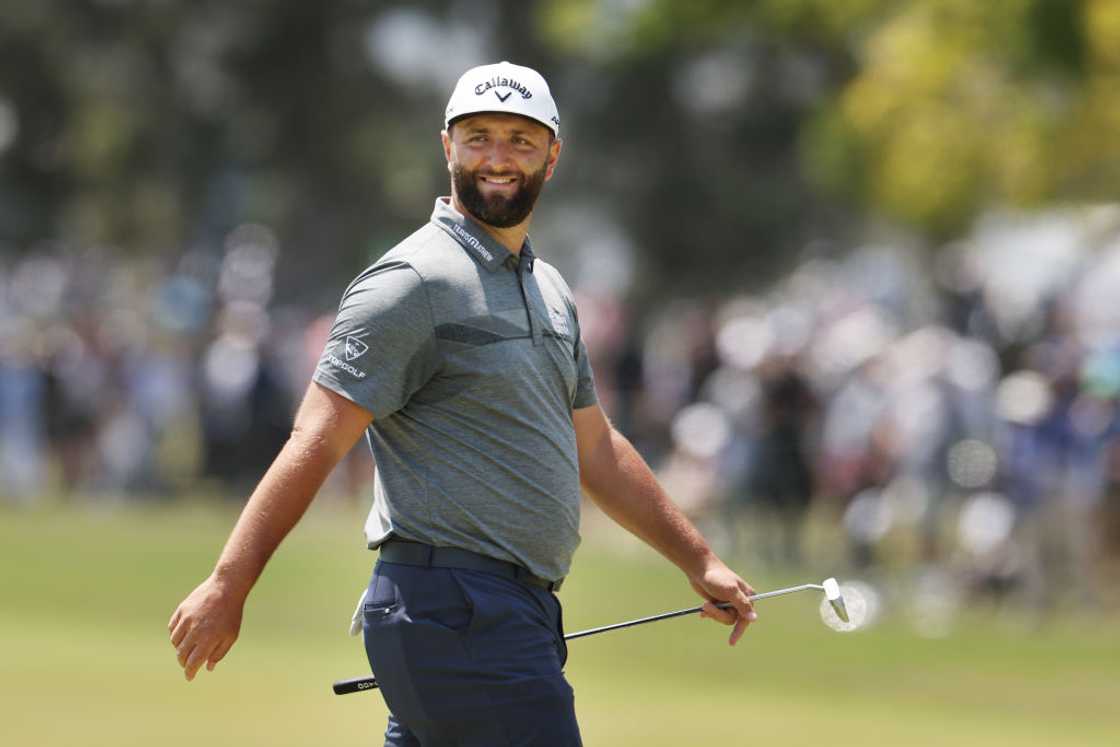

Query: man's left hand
691 563 758 646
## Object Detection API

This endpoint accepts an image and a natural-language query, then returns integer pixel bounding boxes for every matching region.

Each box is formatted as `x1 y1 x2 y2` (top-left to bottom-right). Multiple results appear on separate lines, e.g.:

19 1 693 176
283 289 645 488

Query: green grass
1 501 1117 746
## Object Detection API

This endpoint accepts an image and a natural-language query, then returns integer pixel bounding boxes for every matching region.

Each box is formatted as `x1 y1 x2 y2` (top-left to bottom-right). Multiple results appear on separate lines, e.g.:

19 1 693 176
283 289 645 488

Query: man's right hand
164 385 374 682
168 575 246 681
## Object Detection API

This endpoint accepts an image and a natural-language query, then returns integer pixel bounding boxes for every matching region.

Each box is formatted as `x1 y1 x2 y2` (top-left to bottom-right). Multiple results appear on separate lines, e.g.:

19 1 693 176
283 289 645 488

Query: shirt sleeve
572 318 598 410
313 261 438 419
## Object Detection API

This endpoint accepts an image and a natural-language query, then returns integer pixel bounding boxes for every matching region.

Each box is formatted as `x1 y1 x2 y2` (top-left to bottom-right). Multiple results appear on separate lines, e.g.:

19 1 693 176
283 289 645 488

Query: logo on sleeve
324 331 369 379
345 333 370 361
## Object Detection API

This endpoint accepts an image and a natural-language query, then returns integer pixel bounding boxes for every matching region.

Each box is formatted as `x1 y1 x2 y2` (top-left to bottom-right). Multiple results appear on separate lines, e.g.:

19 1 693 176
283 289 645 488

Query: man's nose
483 139 515 169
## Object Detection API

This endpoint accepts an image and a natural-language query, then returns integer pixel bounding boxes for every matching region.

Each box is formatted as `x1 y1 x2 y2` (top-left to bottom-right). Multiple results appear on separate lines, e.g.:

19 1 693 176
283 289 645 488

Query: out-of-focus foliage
541 0 892 56
832 0 1120 235
547 0 1120 237
3 1 1120 294
0 0 848 296
0 0 462 296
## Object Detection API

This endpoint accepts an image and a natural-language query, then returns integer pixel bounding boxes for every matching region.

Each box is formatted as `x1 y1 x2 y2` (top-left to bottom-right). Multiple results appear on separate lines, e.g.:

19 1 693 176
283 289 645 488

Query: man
168 61 757 746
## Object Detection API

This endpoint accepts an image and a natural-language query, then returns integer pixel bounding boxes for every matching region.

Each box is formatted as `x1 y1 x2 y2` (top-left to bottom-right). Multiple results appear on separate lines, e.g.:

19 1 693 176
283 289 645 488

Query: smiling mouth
479 174 519 187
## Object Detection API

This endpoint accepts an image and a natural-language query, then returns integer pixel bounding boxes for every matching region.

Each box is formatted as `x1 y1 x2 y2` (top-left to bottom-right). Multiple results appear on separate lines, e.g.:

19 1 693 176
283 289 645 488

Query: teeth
482 176 514 184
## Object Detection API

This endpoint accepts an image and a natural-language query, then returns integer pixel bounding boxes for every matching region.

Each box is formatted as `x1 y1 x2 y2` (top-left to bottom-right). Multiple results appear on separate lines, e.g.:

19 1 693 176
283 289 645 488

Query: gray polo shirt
313 197 597 581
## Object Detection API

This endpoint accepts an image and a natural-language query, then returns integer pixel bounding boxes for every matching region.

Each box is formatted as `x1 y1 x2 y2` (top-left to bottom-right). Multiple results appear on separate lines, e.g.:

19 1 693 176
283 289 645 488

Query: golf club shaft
563 583 823 640
331 582 825 694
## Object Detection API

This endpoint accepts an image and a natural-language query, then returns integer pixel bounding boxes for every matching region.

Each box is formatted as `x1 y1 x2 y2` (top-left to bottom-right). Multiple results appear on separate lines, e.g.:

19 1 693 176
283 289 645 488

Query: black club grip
332 675 380 695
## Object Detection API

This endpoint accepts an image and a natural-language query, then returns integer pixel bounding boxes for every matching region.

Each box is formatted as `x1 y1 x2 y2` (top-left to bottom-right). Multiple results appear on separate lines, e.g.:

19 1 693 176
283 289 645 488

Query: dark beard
453 162 548 228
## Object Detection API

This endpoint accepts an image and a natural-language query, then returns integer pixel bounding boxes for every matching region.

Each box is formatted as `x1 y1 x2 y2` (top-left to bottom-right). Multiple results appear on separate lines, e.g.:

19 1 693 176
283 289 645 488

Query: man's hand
168 576 246 681
573 404 760 645
165 383 374 683
691 562 758 646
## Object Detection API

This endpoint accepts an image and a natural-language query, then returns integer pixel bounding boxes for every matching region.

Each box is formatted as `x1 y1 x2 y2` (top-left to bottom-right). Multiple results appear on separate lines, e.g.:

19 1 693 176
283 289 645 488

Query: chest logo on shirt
344 332 370 362
548 307 570 336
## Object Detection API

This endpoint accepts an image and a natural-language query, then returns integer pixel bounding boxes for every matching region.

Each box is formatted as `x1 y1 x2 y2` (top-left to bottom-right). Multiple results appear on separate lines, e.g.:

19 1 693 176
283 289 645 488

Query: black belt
378 539 563 592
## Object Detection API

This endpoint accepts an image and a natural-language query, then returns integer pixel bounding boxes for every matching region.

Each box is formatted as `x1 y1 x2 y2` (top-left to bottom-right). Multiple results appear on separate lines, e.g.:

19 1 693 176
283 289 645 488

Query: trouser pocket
362 561 402 625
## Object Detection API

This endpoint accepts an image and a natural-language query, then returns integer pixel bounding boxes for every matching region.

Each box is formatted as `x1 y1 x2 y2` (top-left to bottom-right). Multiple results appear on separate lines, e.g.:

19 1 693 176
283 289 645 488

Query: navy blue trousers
362 560 583 746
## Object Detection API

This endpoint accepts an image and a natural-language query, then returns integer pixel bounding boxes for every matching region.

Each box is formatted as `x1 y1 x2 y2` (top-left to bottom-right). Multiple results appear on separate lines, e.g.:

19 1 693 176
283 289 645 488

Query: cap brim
445 110 557 137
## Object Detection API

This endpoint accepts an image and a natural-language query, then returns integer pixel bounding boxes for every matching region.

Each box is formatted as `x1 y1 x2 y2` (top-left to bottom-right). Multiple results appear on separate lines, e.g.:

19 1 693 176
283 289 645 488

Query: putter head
822 577 849 623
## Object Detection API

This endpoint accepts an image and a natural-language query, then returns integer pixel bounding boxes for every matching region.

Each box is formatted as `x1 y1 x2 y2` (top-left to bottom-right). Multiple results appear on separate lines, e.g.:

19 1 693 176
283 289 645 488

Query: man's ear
441 129 453 172
544 137 563 182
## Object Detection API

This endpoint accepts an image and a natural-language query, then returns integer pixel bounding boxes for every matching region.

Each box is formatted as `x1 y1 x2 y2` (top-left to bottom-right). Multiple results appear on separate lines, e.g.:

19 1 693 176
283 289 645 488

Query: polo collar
430 197 534 273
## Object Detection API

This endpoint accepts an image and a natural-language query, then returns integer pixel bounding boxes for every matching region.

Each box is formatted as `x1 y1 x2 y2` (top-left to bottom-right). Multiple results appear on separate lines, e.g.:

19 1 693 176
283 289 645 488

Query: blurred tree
805 0 1120 236
1 0 859 300
537 0 873 295
545 0 1120 240
2 0 1119 299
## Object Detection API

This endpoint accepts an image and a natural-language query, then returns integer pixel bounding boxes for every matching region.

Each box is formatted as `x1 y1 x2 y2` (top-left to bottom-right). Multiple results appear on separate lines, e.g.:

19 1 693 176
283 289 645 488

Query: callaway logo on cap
445 61 561 137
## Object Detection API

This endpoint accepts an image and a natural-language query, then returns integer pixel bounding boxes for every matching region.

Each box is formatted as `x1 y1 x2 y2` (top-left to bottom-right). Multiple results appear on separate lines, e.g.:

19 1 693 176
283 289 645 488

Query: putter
332 577 848 695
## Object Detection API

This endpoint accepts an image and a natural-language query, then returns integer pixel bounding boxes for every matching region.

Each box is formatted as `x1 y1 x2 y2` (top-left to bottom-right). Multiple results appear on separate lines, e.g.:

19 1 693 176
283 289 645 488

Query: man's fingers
729 617 749 646
176 639 197 669
184 641 215 681
701 600 736 625
206 638 234 671
170 623 188 650
727 584 758 645
168 608 181 633
730 583 757 623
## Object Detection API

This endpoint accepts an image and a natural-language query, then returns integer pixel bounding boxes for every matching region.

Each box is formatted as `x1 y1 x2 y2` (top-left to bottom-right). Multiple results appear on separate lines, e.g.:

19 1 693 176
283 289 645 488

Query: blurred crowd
4 208 1120 622
0 224 331 501
579 207 1120 623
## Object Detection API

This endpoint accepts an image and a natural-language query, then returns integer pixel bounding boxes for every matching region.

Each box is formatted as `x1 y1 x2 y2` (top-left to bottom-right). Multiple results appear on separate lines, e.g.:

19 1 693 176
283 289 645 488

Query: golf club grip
332 675 380 695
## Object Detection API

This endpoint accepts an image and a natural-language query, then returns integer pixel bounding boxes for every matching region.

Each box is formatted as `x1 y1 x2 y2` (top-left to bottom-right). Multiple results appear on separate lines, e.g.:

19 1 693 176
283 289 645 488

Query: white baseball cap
444 61 560 137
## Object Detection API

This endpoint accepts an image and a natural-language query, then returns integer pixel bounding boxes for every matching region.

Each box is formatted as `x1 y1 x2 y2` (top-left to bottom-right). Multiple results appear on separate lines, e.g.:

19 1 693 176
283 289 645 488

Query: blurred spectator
738 356 818 568
0 322 45 500
199 303 292 492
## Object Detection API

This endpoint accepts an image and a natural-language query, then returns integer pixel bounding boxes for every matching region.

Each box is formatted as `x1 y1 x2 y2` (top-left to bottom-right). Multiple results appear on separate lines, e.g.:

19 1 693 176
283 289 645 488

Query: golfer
169 61 757 746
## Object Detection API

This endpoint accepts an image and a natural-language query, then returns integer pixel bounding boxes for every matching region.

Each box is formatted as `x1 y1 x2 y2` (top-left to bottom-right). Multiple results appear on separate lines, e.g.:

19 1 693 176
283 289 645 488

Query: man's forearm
169 383 374 680
211 428 343 598
581 427 717 579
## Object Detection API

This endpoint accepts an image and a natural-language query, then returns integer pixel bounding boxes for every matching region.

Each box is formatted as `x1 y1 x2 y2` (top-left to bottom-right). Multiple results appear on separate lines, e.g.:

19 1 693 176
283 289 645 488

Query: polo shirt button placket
515 260 542 347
